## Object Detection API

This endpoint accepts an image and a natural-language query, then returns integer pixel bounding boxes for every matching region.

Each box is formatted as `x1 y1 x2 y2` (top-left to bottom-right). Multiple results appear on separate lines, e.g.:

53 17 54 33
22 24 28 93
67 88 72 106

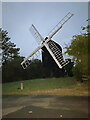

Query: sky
2 2 88 60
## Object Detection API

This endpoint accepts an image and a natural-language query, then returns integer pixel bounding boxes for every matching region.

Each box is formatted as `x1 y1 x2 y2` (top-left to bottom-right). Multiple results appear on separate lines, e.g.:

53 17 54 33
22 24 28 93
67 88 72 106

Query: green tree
64 59 74 77
0 29 20 65
26 59 44 79
65 25 89 81
2 56 25 83
0 29 25 82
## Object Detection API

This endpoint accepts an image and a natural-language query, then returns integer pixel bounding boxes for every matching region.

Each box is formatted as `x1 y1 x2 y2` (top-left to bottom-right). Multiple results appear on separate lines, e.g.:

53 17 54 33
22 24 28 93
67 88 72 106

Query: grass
2 77 88 96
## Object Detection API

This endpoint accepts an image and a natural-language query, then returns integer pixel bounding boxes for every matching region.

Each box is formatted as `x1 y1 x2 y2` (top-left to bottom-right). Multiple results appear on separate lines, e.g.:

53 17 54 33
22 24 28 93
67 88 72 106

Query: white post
21 83 23 90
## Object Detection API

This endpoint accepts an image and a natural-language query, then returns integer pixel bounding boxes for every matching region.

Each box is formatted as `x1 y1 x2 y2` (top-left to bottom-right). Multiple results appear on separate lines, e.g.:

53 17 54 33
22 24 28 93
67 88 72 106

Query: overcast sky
2 2 88 60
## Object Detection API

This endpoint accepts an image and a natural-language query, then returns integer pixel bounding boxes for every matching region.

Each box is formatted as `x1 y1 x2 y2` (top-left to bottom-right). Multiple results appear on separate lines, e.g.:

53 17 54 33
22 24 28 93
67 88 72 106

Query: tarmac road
2 95 89 118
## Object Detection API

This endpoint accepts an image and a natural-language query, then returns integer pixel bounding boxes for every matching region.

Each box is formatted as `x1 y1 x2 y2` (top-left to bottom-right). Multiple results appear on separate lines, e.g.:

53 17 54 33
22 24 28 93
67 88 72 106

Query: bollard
21 82 23 90
60 114 62 118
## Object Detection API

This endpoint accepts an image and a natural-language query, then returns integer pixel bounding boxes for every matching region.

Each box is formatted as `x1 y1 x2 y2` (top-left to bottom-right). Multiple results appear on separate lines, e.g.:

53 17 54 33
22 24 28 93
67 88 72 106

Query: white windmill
21 12 74 69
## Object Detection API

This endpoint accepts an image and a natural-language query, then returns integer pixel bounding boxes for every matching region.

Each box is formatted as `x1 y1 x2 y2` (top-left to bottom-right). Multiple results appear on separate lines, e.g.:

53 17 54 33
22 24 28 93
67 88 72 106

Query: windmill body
42 39 62 68
21 12 74 69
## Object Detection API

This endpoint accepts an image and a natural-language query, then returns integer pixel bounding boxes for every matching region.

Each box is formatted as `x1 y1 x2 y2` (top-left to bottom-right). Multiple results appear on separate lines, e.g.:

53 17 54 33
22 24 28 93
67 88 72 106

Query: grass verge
2 77 88 96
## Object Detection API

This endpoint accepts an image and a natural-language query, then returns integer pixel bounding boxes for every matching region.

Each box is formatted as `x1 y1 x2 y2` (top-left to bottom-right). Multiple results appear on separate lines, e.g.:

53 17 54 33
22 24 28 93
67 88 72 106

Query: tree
0 29 20 65
64 25 89 81
2 56 25 83
27 59 44 79
0 29 25 83
64 59 74 77
0 29 2 67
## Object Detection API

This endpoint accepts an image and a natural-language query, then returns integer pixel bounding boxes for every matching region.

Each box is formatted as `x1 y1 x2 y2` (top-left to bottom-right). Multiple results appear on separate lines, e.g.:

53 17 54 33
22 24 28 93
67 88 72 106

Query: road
2 95 89 118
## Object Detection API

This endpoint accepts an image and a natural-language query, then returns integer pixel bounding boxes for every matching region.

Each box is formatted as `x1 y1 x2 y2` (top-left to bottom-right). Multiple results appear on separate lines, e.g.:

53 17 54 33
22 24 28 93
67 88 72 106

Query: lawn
2 77 88 96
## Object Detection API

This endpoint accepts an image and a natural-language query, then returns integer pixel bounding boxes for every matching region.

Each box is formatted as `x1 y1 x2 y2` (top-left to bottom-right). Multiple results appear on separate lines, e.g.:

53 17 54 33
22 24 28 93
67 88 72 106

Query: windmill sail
45 40 69 68
48 12 74 39
41 12 74 68
21 38 50 69
21 45 42 69
43 42 62 68
30 24 44 45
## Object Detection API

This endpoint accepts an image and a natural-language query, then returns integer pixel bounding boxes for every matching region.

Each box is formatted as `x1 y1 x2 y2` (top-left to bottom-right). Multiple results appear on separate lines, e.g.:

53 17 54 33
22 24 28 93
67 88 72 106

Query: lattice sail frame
21 12 74 69
30 24 44 45
48 12 74 39
47 40 69 68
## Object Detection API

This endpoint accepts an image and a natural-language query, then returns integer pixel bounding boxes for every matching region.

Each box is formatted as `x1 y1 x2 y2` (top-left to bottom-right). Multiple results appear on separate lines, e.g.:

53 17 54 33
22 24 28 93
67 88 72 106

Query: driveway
2 95 89 118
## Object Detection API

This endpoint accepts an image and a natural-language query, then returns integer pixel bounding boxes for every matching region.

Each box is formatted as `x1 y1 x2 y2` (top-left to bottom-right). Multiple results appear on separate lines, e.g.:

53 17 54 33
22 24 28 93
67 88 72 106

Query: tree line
0 25 89 83
65 25 89 81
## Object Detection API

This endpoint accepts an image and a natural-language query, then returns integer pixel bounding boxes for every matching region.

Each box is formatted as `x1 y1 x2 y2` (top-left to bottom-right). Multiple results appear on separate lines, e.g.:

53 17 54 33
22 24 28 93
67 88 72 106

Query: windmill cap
45 37 48 40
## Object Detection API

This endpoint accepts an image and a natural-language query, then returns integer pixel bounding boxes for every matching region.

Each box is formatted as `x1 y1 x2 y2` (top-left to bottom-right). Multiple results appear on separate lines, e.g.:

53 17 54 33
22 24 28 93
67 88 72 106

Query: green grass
2 77 88 96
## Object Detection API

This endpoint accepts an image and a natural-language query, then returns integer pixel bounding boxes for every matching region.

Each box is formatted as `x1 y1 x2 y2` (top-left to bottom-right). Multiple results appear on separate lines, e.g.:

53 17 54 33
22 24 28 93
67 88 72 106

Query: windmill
21 12 74 69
